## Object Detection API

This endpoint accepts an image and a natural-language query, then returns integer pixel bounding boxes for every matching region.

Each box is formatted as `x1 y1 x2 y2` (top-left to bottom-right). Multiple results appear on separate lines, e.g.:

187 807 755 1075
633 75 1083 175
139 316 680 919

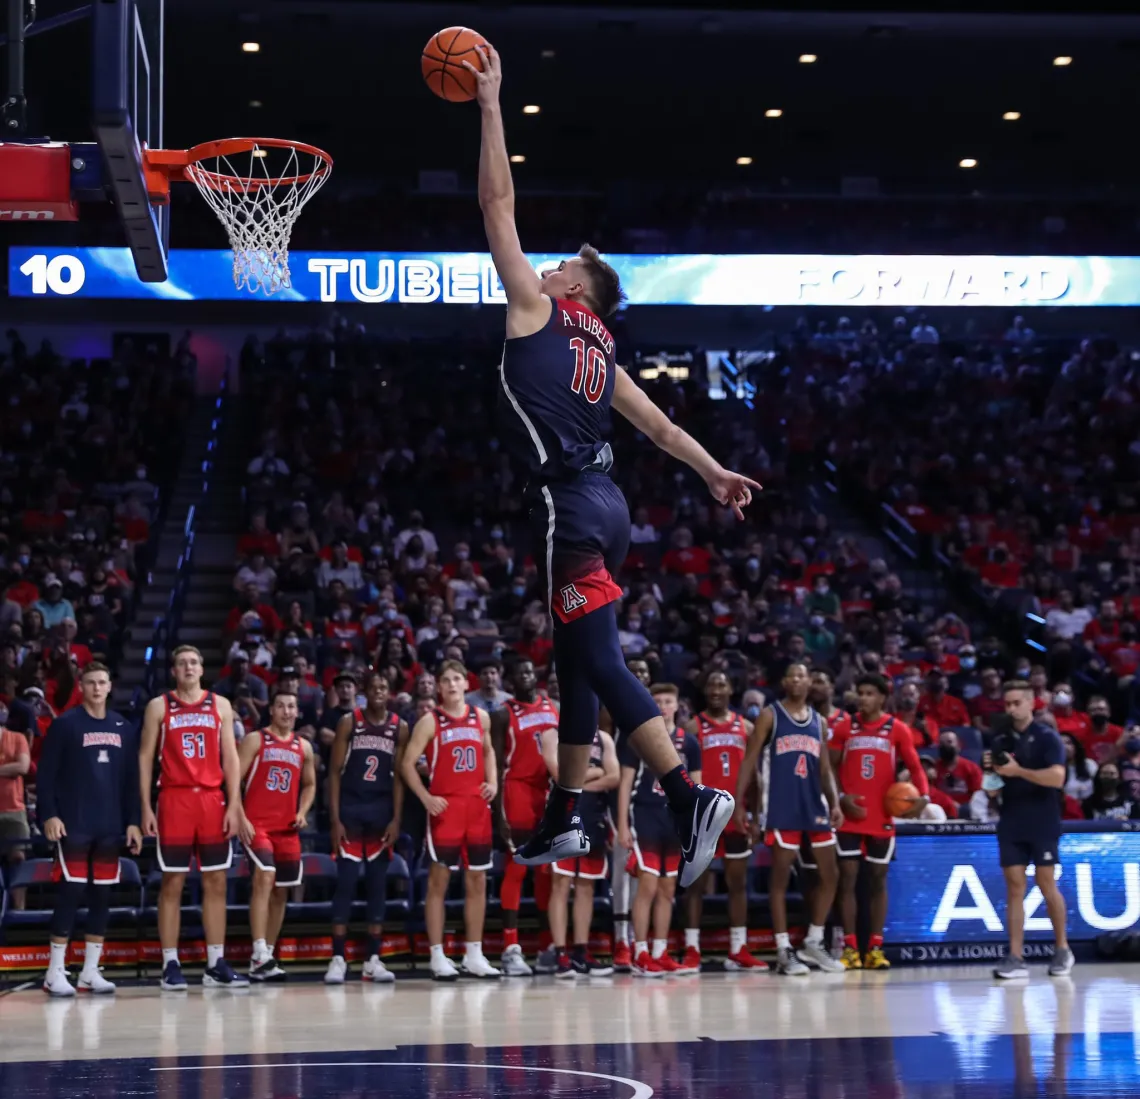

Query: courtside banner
886 824 1140 953
10 248 1140 305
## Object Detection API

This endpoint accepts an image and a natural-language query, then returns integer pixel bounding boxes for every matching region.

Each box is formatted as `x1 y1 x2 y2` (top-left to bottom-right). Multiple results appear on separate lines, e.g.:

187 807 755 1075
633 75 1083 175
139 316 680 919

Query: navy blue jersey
765 702 831 832
340 708 399 806
36 706 140 837
499 297 617 482
621 725 702 809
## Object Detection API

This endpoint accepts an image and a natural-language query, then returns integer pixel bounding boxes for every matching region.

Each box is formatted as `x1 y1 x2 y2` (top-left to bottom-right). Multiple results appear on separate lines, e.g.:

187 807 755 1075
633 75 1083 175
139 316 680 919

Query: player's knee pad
84 884 112 938
331 857 360 926
364 856 389 924
49 881 86 940
500 856 527 912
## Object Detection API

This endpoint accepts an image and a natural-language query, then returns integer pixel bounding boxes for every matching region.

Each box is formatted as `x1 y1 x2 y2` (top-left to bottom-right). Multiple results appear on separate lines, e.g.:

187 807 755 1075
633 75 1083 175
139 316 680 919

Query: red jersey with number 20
429 705 486 798
159 690 223 789
243 730 304 832
696 711 748 794
830 714 928 836
504 697 559 787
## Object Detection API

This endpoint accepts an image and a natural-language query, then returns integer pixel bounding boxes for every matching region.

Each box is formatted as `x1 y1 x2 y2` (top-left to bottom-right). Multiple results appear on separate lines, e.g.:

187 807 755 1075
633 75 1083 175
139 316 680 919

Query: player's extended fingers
731 501 746 521
741 475 764 492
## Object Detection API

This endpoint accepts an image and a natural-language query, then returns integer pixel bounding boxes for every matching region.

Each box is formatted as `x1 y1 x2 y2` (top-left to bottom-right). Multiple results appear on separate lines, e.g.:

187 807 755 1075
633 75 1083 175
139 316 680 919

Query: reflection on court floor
2 968 1139 1097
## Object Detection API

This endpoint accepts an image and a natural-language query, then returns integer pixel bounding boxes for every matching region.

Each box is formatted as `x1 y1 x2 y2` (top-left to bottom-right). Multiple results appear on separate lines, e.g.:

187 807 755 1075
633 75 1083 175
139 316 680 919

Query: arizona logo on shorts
560 583 587 615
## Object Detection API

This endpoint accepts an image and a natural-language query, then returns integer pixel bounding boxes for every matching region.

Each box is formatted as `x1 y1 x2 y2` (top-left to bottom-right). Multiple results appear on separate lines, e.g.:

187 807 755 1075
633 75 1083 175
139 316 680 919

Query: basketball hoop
143 138 333 296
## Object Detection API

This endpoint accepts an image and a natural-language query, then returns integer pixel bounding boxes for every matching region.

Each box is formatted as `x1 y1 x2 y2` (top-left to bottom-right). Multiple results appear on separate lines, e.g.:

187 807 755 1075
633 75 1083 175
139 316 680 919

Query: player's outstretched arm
464 45 547 324
612 368 762 520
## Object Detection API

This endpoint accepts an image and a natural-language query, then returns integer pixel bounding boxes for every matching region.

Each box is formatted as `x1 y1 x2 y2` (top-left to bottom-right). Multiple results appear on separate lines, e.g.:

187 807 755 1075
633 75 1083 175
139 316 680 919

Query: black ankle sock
572 944 587 962
549 783 583 826
660 764 697 810
333 934 347 959
367 935 381 958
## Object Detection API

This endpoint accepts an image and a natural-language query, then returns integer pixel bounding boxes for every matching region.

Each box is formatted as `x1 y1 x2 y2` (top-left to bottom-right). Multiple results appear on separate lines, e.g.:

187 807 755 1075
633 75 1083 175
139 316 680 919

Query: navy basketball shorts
998 832 1061 871
530 474 629 624
628 805 682 878
338 797 395 863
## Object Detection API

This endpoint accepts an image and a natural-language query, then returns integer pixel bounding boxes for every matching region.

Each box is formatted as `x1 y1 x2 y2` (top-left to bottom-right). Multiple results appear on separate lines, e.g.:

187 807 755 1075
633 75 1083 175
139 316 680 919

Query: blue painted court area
3 1032 1140 1098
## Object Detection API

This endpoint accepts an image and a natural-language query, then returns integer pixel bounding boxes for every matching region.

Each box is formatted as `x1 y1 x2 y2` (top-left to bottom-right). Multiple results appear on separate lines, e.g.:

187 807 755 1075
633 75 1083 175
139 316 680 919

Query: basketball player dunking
401 660 501 981
735 663 846 975
684 671 766 972
238 689 316 981
139 645 254 989
490 659 559 976
465 44 757 887
326 670 408 984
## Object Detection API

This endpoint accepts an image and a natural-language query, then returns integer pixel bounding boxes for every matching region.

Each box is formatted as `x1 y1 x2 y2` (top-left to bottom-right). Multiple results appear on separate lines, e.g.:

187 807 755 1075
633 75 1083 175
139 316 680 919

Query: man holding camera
990 680 1073 979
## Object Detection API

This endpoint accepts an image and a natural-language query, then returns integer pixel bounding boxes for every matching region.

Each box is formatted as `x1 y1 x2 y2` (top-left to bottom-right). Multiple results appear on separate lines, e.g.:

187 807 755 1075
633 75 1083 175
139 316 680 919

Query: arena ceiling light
242 42 260 53
764 108 783 118
1003 111 1021 120
509 154 526 163
522 104 541 115
249 100 263 108
959 158 978 168
541 49 555 58
1053 55 1072 66
799 53 817 63
736 156 753 165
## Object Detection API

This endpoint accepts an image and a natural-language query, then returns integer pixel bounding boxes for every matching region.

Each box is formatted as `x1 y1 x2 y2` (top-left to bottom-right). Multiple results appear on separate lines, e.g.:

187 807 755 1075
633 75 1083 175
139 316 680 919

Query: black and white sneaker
248 957 286 983
571 953 614 978
514 811 590 867
203 958 251 988
675 785 736 888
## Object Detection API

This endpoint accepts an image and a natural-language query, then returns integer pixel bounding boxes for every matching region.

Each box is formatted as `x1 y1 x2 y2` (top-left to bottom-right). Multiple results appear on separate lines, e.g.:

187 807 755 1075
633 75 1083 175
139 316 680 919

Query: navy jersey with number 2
499 296 629 624
765 702 831 832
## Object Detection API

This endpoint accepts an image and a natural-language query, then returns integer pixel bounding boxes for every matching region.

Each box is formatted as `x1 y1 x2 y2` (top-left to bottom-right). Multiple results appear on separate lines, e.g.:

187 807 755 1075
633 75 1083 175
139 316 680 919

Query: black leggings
331 853 390 925
50 881 110 939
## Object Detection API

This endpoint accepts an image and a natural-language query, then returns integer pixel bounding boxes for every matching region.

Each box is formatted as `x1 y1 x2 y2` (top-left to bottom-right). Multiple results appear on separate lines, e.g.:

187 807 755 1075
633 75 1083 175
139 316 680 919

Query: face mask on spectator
627 619 642 633
371 544 383 556
960 656 977 671
1091 712 1109 729
724 632 739 647
1054 691 1073 707
456 549 469 561
18 553 29 566
939 743 957 763
745 704 761 720
809 615 825 628
336 608 352 622
1015 664 1031 678
1125 737 1140 756
490 528 503 540
512 582 526 597
384 608 398 621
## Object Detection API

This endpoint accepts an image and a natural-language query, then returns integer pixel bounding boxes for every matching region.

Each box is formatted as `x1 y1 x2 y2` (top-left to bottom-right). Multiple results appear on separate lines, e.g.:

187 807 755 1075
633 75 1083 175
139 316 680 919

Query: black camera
992 748 1010 767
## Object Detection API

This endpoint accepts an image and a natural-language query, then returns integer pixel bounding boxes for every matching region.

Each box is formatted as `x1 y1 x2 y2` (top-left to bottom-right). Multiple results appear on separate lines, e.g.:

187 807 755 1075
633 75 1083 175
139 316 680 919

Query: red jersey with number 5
696 711 748 794
159 691 223 789
243 730 304 831
429 705 486 797
503 697 558 787
830 714 928 836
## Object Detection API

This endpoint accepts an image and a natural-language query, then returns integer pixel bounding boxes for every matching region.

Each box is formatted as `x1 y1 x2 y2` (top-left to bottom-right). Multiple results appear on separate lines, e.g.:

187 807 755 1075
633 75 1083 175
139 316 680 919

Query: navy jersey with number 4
499 297 617 482
340 709 399 805
765 702 831 831
620 726 701 809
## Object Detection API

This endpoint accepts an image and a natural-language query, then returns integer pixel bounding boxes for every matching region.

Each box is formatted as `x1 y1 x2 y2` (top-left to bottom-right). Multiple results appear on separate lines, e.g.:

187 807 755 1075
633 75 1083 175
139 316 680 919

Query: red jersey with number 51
159 690 223 789
696 711 748 794
503 697 558 787
830 714 928 836
429 705 486 797
243 730 304 832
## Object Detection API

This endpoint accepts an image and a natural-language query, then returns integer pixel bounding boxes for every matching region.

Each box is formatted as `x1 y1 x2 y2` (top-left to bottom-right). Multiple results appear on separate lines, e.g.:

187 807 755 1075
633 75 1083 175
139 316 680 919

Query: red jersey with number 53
696 711 748 794
503 697 558 787
159 690 223 789
243 730 304 832
429 705 486 798
830 714 928 836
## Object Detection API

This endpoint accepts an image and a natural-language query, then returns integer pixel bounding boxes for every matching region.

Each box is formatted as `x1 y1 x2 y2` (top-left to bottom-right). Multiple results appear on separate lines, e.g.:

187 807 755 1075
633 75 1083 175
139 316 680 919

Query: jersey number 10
569 337 607 404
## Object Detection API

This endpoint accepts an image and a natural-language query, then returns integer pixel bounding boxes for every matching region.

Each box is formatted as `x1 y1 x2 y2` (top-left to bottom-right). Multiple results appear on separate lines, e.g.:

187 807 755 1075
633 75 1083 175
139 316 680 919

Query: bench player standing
37 663 143 996
549 725 619 977
683 671 766 972
239 689 316 981
490 659 559 977
466 47 755 886
736 663 845 975
830 673 929 971
402 660 500 980
325 670 408 984
139 645 253 989
618 683 702 977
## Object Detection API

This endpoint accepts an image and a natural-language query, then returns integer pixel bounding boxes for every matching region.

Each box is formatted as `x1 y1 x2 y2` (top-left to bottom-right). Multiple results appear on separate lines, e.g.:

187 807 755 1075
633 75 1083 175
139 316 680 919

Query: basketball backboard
92 0 168 281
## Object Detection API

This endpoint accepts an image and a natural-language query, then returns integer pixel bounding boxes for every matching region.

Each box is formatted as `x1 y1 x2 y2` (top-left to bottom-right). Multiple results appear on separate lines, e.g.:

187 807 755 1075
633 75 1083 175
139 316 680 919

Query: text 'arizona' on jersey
499 297 617 481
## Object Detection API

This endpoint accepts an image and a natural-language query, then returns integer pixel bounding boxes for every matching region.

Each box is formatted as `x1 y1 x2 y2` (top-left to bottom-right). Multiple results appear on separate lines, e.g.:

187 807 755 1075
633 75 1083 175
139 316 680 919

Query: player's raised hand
461 44 502 108
126 825 143 856
704 466 763 521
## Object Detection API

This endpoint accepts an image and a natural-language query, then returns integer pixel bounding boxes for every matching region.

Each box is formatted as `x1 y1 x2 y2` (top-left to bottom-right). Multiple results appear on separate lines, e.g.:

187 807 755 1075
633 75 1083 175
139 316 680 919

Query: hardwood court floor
2 965 1139 1096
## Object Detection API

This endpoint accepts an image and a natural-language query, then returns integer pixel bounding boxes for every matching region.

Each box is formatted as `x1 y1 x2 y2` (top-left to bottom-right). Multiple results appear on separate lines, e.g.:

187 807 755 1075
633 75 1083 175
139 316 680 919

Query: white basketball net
184 142 331 296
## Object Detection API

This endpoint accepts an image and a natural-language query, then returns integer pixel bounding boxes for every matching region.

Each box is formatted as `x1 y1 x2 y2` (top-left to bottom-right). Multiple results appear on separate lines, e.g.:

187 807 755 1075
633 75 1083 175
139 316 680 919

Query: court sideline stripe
152 1059 653 1097
0 981 36 997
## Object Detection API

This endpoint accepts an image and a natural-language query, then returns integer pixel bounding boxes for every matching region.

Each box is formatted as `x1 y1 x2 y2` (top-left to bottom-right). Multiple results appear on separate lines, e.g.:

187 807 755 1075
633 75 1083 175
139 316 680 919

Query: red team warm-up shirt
502 697 559 787
831 714 929 836
243 730 304 831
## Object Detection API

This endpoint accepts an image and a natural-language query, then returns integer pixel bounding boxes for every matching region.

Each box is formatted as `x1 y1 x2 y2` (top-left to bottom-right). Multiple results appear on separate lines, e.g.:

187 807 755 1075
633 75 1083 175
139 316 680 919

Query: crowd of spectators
0 329 192 898
222 324 1140 843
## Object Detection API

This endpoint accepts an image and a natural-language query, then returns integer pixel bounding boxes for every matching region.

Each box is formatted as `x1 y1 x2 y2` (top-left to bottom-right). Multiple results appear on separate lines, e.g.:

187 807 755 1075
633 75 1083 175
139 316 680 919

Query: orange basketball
884 781 920 818
422 26 489 102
